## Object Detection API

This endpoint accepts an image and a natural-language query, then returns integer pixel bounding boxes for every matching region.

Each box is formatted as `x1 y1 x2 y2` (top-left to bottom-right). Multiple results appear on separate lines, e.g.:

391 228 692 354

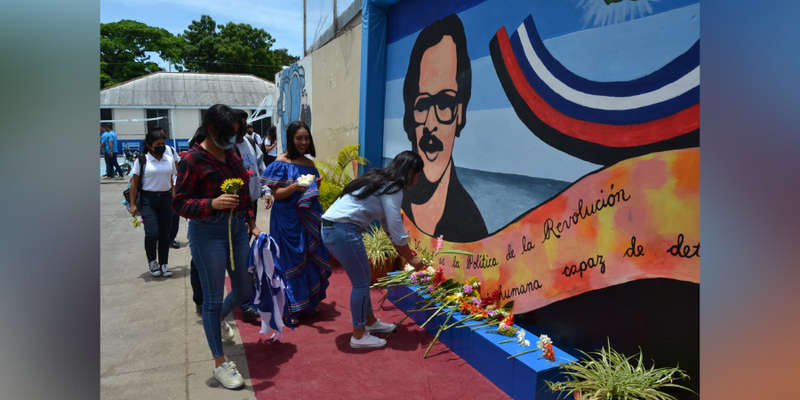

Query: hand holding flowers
220 178 245 271
297 174 315 188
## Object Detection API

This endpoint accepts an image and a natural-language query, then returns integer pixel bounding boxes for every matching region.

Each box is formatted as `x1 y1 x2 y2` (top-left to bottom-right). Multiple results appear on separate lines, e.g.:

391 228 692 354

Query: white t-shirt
265 138 278 157
132 152 177 192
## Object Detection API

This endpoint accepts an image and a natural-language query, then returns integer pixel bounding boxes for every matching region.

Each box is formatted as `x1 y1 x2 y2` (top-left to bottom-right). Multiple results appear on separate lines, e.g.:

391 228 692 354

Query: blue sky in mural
384 2 700 116
388 0 699 45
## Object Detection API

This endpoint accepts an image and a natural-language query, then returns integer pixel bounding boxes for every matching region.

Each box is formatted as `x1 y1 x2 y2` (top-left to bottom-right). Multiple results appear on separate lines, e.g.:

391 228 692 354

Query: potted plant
318 144 368 269
317 144 368 212
362 224 399 284
545 340 696 400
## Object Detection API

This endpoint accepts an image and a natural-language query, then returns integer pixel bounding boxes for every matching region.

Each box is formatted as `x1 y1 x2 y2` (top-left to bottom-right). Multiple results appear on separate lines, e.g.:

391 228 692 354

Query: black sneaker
242 306 260 322
170 241 180 249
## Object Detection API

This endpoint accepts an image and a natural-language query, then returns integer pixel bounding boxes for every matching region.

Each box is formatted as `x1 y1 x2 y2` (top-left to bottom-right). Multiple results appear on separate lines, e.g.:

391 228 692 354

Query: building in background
101 72 276 151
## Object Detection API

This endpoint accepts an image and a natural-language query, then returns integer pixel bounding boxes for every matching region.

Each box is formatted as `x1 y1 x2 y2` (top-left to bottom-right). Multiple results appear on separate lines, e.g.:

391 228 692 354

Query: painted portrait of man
401 14 488 243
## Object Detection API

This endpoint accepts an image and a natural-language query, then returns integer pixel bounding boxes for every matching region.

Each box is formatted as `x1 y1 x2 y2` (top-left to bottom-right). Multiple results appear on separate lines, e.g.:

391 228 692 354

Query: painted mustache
419 128 444 153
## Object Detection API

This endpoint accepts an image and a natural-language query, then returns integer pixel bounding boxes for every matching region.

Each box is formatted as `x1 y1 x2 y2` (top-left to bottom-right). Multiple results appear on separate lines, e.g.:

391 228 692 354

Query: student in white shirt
320 151 425 349
128 129 178 278
155 126 184 249
262 125 279 167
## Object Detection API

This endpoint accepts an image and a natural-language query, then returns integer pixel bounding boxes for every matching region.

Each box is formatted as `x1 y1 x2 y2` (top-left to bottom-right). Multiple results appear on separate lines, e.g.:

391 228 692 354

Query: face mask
153 145 167 155
213 134 236 150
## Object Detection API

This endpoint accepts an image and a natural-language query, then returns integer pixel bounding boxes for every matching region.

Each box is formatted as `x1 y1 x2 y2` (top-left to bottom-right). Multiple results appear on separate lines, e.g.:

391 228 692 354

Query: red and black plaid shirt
172 143 254 220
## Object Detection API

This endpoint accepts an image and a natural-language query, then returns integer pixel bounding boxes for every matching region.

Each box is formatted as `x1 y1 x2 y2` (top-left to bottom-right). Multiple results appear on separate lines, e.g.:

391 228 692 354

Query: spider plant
545 340 696 400
362 224 399 271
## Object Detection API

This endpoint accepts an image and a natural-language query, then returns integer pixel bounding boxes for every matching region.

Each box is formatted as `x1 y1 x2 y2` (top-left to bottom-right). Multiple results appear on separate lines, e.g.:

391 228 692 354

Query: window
146 109 170 137
101 109 113 130
250 109 272 138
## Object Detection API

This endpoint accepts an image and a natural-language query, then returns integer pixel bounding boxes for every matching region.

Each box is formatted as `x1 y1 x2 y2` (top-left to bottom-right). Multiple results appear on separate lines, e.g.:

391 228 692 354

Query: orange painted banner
403 147 699 314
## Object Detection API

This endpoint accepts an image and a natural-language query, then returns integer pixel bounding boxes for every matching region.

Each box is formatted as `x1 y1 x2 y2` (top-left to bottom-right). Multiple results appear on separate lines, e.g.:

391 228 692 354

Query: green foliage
546 340 695 400
318 180 343 213
100 16 301 88
100 20 184 88
362 225 399 271
180 15 283 81
317 144 368 212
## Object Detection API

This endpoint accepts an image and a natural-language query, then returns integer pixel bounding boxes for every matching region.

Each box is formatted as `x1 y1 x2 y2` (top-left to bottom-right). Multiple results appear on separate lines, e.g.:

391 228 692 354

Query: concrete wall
172 109 200 140
112 109 145 139
309 25 362 163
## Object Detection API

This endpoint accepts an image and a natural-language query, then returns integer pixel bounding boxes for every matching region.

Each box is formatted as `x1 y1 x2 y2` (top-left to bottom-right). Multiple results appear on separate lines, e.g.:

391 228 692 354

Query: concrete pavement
100 181 271 400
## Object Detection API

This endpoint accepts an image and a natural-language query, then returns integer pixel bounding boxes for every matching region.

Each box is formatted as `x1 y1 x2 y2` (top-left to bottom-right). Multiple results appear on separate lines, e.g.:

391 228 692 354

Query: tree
180 15 287 81
100 20 183 88
273 48 300 68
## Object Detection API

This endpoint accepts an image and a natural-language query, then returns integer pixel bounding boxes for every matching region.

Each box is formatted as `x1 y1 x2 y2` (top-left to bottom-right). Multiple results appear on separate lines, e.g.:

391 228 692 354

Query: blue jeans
321 221 373 330
188 211 253 358
105 153 123 177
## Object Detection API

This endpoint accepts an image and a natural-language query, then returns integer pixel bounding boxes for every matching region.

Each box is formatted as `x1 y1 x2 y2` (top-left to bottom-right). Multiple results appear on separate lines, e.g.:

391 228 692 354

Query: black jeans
140 191 173 264
169 213 180 242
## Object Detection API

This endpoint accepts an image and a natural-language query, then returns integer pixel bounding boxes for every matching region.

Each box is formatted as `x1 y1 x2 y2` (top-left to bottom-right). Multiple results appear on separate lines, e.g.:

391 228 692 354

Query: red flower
504 315 515 326
247 169 254 176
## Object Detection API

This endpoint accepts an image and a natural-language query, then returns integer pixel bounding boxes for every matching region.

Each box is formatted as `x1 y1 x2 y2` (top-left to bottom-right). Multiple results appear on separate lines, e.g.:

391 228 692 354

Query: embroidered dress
248 233 292 338
260 161 331 318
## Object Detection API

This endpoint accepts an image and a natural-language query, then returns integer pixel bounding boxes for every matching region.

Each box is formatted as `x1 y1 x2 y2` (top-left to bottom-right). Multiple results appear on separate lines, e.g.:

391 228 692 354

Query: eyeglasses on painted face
413 90 459 125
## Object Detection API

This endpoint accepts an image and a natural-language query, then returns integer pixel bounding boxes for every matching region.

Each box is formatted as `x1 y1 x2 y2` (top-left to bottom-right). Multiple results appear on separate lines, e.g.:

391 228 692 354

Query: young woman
260 120 331 325
172 104 263 390
320 151 425 349
262 125 278 167
128 129 178 278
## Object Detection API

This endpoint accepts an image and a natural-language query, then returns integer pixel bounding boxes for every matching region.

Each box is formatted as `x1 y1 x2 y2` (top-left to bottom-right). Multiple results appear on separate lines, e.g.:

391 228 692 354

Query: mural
382 0 699 312
378 0 700 393
276 59 313 151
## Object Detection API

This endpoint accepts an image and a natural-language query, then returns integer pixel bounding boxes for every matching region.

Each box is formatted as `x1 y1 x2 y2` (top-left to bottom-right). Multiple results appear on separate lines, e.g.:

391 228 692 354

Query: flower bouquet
221 178 245 271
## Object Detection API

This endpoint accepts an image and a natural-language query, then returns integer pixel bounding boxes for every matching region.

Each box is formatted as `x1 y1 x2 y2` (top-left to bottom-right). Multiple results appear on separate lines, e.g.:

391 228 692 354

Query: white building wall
113 108 146 139
173 109 200 140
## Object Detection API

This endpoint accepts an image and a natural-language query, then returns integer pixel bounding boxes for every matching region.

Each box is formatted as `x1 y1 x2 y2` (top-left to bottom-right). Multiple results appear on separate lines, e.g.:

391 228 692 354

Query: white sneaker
148 260 161 277
213 361 244 389
160 264 172 277
365 319 395 334
221 320 235 341
350 332 387 349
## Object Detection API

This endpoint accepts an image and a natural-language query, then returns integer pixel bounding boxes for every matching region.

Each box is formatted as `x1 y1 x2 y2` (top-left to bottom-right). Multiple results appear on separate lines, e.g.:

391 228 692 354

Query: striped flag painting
490 15 699 166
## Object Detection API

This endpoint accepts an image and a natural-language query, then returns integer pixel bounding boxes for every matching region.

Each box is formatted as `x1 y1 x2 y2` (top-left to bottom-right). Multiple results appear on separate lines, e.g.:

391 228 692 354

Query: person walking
100 125 112 178
173 104 263 390
103 123 125 180
155 125 183 250
320 151 425 349
262 125 278 168
128 129 178 278
259 120 331 326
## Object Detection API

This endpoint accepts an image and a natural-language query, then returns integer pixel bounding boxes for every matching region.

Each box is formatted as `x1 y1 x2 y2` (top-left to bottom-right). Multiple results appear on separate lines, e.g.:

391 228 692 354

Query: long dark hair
285 120 316 159
142 129 163 155
340 151 424 200
267 125 277 143
188 104 238 148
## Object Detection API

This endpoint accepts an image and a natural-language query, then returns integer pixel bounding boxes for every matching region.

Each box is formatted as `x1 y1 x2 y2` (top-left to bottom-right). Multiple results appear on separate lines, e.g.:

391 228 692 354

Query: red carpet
230 266 512 399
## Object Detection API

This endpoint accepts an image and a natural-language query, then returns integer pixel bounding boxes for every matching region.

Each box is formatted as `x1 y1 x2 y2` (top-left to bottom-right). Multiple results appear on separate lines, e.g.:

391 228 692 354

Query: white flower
521 339 531 347
473 281 480 288
426 266 435 274
404 264 415 272
536 334 552 349
455 292 463 299
516 330 526 344
297 174 315 187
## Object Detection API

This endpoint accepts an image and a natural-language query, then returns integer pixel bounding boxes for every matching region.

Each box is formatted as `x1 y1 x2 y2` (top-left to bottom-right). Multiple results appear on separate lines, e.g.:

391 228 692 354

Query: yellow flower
221 178 245 194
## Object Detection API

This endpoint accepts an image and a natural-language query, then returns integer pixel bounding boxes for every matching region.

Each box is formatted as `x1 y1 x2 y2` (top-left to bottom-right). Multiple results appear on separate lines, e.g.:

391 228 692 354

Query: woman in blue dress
260 120 331 325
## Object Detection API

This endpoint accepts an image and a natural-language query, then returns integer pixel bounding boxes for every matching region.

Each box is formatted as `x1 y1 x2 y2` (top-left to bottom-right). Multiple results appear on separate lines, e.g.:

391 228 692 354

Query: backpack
122 155 147 209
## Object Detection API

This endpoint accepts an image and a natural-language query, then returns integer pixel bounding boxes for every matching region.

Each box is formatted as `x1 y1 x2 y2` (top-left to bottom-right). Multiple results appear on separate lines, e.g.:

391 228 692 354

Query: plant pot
370 257 394 284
